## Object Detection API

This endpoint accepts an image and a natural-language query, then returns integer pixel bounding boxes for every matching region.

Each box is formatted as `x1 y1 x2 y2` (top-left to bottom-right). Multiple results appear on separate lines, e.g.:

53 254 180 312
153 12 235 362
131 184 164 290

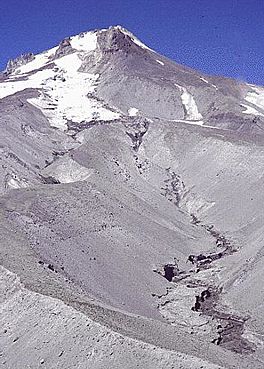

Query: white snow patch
173 119 225 130
42 155 93 183
6 173 29 190
175 84 203 122
156 60 164 66
55 52 84 74
29 54 95 130
42 54 120 128
245 86 264 112
70 32 97 52
200 78 218 90
200 77 209 84
14 47 58 75
0 55 119 130
174 119 204 127
0 39 119 131
28 53 119 130
241 104 264 117
7 31 96 76
0 68 54 99
128 107 139 116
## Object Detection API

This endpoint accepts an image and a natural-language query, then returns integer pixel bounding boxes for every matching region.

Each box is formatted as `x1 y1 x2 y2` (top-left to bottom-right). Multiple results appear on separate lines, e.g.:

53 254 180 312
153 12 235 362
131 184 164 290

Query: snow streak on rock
200 77 209 84
241 103 264 117
244 86 264 115
128 107 139 116
175 84 203 122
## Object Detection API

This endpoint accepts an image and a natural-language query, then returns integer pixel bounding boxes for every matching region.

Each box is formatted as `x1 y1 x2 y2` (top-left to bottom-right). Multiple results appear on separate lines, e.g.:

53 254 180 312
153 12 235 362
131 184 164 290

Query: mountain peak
3 25 152 76
106 25 152 51
1 24 264 136
109 25 130 32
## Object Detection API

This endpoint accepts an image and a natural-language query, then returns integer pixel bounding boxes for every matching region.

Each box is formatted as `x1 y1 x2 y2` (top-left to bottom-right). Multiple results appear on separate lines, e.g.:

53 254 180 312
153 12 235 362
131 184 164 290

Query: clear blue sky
1 0 264 85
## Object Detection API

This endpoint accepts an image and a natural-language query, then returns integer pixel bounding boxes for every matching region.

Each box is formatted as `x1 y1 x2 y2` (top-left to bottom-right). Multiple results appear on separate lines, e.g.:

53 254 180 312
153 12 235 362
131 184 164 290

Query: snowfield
29 53 120 130
244 86 264 113
70 31 98 52
128 107 139 116
0 39 120 131
241 103 264 117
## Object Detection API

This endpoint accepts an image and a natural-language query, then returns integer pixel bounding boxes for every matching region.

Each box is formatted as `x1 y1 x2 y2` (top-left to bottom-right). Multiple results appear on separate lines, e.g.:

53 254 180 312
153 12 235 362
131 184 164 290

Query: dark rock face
164 264 177 282
53 38 74 59
192 286 255 354
97 27 141 55
125 117 150 151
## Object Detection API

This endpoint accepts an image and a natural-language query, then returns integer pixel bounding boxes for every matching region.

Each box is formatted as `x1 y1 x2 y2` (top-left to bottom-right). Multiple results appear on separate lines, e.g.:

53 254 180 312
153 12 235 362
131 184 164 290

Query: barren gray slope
1 266 230 369
1 25 264 368
87 27 264 133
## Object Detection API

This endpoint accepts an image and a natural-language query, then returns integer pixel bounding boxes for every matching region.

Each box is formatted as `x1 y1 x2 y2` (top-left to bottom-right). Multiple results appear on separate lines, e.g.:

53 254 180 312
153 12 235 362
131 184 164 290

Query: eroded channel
154 171 256 355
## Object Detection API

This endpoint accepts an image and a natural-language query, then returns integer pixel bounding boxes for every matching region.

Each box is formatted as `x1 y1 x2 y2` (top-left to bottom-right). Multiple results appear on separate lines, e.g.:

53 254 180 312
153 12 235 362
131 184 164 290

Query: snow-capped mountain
1 26 264 369
2 26 264 133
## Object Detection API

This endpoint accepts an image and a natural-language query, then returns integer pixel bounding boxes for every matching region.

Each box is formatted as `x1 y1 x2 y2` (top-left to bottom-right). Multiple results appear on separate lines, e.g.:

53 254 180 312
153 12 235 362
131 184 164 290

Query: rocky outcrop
53 38 74 59
4 53 35 75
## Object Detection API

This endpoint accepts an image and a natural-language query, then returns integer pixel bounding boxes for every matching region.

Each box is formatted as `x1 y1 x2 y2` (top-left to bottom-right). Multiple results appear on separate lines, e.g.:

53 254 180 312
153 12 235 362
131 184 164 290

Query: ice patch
5 173 29 190
174 119 204 127
175 84 203 121
70 32 97 52
128 107 139 116
241 103 264 117
156 60 164 66
200 77 218 90
1 54 119 130
42 155 93 183
200 77 209 84
244 86 264 112
28 53 119 130
41 54 120 128
172 119 226 130
0 38 119 131
0 68 54 99
13 47 58 75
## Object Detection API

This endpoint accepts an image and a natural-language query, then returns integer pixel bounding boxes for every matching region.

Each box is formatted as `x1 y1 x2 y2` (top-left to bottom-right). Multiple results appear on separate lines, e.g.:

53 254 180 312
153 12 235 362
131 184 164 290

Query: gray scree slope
1 25 264 368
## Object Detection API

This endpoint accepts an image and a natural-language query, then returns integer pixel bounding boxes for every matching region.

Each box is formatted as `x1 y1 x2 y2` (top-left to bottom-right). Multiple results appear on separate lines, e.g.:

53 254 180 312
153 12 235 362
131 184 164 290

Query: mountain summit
1 26 264 369
2 26 264 132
